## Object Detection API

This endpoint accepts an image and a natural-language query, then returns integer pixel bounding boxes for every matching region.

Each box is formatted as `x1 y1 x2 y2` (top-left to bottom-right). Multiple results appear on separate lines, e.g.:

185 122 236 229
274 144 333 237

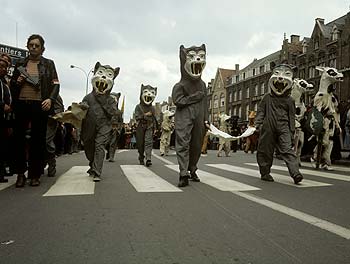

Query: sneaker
261 174 274 182
292 174 303 184
93 175 101 182
139 160 145 165
190 172 200 182
322 164 334 171
146 160 152 167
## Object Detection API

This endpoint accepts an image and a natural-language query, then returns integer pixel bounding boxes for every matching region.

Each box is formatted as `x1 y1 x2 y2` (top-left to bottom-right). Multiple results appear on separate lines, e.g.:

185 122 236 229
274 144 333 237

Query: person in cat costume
172 44 209 187
134 84 158 167
80 62 120 182
255 64 303 184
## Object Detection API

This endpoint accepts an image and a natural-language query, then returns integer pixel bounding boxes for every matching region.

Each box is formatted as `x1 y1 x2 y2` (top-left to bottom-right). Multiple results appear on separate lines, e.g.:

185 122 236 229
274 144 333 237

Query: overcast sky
1 0 349 120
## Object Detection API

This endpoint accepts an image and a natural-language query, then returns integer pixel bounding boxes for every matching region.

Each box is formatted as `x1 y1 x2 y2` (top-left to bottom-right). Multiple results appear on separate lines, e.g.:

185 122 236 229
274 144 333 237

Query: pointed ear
113 67 120 79
94 62 101 72
154 87 157 93
200 44 206 52
315 66 325 72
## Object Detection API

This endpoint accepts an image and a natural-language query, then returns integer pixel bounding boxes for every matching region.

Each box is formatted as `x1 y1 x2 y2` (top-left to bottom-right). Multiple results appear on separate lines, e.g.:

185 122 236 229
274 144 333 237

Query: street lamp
70 65 94 95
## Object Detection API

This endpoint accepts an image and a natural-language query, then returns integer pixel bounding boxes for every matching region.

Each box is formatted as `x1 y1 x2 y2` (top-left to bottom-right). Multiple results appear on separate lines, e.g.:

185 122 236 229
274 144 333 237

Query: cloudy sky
1 0 348 120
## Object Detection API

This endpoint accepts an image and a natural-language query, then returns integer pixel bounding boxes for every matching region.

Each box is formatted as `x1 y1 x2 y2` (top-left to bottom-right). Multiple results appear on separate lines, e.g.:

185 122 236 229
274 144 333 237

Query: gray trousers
136 126 153 161
257 126 300 178
175 118 205 177
46 118 58 167
84 124 111 177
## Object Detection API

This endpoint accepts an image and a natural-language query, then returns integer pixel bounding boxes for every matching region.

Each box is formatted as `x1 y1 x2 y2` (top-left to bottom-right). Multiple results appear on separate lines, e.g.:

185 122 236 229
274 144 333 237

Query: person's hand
204 120 211 130
42 99 52 111
17 75 26 85
4 104 10 113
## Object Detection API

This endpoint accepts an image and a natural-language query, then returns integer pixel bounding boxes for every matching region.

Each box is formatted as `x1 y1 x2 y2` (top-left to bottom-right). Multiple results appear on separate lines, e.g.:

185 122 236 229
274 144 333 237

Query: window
329 58 337 67
236 75 239 82
238 106 242 117
246 87 250 98
254 84 258 96
259 65 264 74
245 104 250 120
238 90 242 100
208 99 211 109
213 95 218 108
299 69 305 79
233 91 237 101
308 67 315 78
331 26 340 41
260 83 265 95
314 39 319 50
229 92 232 103
253 68 256 76
302 42 308 53
228 108 232 116
220 93 225 107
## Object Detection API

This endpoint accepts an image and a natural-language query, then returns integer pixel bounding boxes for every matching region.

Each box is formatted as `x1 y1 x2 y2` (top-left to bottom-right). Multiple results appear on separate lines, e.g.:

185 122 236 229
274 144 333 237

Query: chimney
290 35 300 44
315 18 325 24
235 64 239 71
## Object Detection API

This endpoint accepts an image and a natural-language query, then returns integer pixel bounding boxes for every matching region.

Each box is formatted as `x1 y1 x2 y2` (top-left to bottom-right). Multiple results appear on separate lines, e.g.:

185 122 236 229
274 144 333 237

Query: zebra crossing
1 156 350 240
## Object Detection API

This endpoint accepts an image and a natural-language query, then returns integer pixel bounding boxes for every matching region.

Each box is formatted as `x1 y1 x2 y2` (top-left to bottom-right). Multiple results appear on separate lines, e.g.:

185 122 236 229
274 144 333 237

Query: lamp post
70 65 94 95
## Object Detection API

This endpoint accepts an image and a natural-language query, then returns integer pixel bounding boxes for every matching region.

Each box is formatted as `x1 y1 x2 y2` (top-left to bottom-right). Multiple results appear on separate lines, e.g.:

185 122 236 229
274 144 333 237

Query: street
1 149 349 264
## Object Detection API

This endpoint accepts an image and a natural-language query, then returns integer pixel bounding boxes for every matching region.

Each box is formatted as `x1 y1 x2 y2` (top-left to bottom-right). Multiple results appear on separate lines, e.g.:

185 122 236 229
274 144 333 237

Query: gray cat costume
134 84 158 167
80 62 120 181
172 44 209 187
255 64 303 184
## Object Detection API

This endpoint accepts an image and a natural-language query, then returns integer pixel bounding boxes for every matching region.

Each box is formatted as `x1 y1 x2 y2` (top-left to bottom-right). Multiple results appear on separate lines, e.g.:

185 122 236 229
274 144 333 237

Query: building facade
208 67 237 125
226 51 280 122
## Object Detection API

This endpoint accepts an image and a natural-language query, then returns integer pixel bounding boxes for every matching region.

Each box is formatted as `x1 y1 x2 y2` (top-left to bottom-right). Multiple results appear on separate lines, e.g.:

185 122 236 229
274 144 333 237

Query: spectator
10 34 60 187
0 56 11 183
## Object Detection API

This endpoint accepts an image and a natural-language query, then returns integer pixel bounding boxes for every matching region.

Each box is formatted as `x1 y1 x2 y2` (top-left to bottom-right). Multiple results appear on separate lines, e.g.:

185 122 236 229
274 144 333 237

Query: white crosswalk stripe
245 163 350 182
0 177 17 191
166 165 260 192
43 166 95 196
301 162 350 173
206 164 331 187
120 165 182 192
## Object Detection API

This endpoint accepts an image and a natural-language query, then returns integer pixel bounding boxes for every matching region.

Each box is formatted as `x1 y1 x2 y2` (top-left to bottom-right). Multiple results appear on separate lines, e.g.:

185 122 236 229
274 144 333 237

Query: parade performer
134 84 158 166
310 66 343 170
255 64 303 184
159 110 175 156
217 113 231 157
244 111 258 154
80 62 120 182
172 44 209 187
290 78 313 166
106 92 123 162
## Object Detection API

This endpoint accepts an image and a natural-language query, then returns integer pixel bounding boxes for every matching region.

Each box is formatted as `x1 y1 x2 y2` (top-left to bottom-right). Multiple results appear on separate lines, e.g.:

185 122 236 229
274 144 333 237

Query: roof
218 68 236 83
240 50 280 72
317 14 347 38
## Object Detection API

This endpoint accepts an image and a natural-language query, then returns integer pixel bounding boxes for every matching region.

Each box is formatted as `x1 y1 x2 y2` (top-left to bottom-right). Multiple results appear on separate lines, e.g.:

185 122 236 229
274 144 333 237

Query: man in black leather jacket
10 34 60 187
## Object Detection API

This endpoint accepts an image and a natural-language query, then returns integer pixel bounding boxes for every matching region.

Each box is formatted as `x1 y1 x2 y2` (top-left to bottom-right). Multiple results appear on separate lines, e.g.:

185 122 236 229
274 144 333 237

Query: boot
292 174 303 185
29 178 40 187
146 160 152 167
15 174 26 188
178 175 189 187
261 174 274 182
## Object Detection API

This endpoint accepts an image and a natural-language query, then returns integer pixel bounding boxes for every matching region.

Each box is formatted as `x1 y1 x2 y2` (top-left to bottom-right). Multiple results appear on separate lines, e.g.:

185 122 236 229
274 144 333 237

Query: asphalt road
1 149 349 264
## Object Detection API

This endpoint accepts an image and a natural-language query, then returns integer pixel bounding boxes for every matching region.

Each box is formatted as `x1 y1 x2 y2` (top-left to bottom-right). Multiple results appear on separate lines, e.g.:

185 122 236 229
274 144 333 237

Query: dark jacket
0 77 11 120
10 56 60 113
